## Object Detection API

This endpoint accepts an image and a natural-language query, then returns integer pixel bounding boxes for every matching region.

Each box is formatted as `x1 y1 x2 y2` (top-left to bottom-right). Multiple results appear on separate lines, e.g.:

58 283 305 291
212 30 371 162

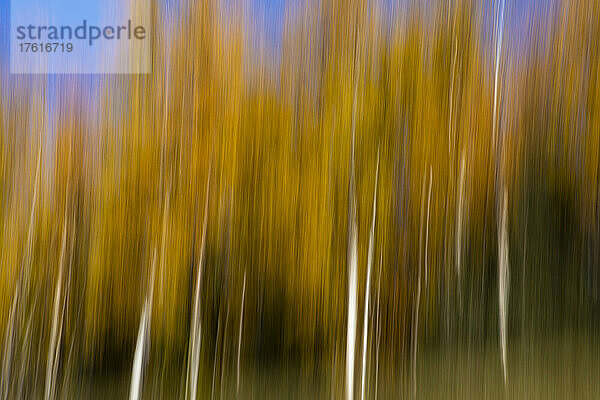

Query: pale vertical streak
374 254 382 400
346 21 360 400
2 139 41 400
158 187 170 312
237 271 247 395
45 132 72 400
159 45 171 311
360 152 379 400
45 214 68 400
492 0 508 386
129 250 157 400
186 166 211 400
456 151 466 279
492 0 505 146
413 171 428 399
449 37 457 153
211 314 221 400
425 167 432 285
219 304 230 399
129 305 148 400
57 214 75 398
346 219 358 400
498 189 510 385
1 288 18 400
24 139 42 282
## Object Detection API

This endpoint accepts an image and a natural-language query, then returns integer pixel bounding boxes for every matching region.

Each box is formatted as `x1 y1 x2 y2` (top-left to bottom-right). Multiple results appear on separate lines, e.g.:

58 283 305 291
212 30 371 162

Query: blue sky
0 0 559 92
0 0 559 143
0 0 287 70
249 0 286 38
0 0 288 99
0 0 9 71
0 0 558 72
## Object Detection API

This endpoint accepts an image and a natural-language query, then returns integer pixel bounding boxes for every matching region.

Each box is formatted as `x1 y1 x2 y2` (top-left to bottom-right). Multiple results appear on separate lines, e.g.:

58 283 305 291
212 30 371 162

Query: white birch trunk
346 217 358 400
129 251 157 400
237 271 247 395
498 188 509 385
45 214 68 400
374 254 382 400
2 143 42 400
456 151 466 279
425 168 432 284
492 0 505 147
492 0 508 385
413 171 428 398
346 25 360 400
449 37 457 153
186 170 211 400
129 304 148 400
360 153 379 400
